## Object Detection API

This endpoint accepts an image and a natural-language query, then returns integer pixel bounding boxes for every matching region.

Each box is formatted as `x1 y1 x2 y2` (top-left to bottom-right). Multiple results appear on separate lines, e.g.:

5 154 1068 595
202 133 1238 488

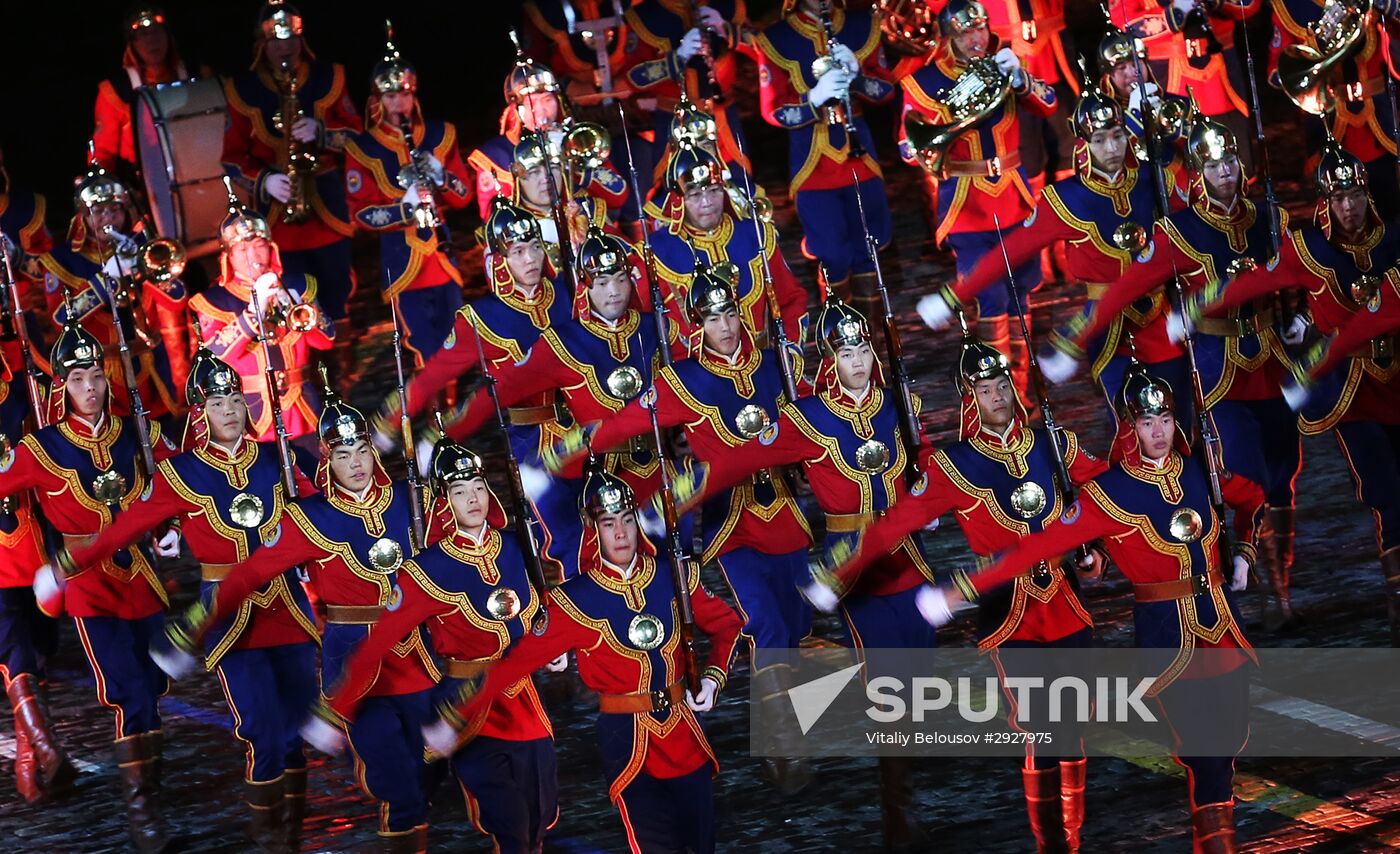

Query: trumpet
266 295 319 333
560 121 612 172
138 237 187 283
903 57 1011 177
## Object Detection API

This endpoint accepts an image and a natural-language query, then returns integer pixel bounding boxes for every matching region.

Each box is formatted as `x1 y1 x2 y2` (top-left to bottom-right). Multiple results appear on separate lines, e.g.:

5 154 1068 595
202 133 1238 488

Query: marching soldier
658 296 939 848
910 364 1261 852
39 163 188 417
221 0 362 379
192 184 332 450
822 333 1106 853
345 27 472 366
0 146 54 360
547 268 814 793
306 439 561 854
648 144 809 345
441 227 678 578
373 197 575 577
1096 23 1190 191
160 376 440 852
423 468 743 854
19 318 180 853
1268 0 1400 218
508 132 616 271
917 83 1193 428
642 93 765 224
1039 110 1303 568
1188 141 1400 633
900 0 1058 400
470 40 630 223
92 6 194 180
50 345 320 851
740 0 895 303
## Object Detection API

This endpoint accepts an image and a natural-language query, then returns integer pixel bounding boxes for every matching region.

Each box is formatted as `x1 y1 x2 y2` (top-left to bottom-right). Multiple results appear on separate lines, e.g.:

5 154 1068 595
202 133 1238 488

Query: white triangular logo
788 662 864 735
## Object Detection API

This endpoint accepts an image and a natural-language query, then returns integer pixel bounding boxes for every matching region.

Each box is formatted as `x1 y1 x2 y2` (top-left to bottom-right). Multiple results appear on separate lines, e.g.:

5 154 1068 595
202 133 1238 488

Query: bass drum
135 77 241 259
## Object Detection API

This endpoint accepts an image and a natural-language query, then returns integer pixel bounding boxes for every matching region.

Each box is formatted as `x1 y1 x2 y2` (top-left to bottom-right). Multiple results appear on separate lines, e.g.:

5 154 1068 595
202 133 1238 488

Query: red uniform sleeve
325 571 450 721
92 81 129 172
1221 468 1264 549
318 69 363 148
221 83 272 195
689 569 742 683
687 408 821 501
436 127 473 213
0 443 48 500
1016 77 1059 119
1193 236 1304 318
952 200 1079 305
829 464 960 591
67 470 191 572
1306 301 1400 380
586 366 694 456
207 520 320 628
1072 225 1181 350
344 142 412 232
1065 432 1110 486
399 309 482 419
444 338 568 442
968 492 1117 597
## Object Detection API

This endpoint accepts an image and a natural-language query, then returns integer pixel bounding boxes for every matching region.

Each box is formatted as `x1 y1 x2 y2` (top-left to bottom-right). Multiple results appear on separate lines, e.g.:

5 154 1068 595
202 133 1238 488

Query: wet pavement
4 50 1399 854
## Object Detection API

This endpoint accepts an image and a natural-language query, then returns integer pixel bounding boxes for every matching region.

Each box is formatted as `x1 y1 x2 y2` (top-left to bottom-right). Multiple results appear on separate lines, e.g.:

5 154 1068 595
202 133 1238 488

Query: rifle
1233 0 1280 259
388 295 427 552
728 123 801 403
244 269 301 497
612 103 677 371
461 305 550 631
990 214 1092 569
0 233 47 428
850 166 920 483
94 225 157 481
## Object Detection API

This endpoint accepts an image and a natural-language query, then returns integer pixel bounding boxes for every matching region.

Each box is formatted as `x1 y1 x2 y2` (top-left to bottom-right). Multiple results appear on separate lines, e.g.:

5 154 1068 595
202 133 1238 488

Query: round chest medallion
627 613 665 650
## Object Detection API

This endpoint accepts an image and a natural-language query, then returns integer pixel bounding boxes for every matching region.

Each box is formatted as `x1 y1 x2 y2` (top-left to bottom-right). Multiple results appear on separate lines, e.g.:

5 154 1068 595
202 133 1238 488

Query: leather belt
943 151 1021 178
324 605 384 625
1352 335 1395 361
598 681 686 714
1133 569 1224 603
443 657 492 679
825 511 881 534
1194 306 1274 338
201 563 239 582
241 366 308 396
507 404 560 426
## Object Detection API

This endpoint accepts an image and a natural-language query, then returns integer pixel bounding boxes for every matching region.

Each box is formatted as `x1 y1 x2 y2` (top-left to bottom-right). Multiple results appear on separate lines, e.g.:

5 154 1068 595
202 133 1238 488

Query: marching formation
2 0 1399 852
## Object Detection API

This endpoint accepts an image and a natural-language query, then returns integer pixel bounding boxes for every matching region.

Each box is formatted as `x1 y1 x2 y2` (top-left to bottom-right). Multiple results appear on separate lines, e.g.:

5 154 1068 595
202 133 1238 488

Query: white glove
372 426 398 454
402 185 422 208
545 653 570 673
916 293 954 331
994 48 1025 88
1128 83 1162 115
830 42 860 75
252 271 282 315
1281 375 1311 411
914 584 954 628
422 718 460 760
696 5 727 34
1165 309 1191 344
291 116 321 144
1040 348 1080 385
155 528 182 559
922 517 941 533
1172 0 1195 14
101 254 137 280
519 463 551 502
32 563 65 616
424 154 445 186
1282 313 1310 347
800 578 840 614
150 644 200 681
415 435 436 478
264 173 293 204
1229 555 1250 591
807 69 852 108
686 676 720 712
300 715 347 755
677 28 705 63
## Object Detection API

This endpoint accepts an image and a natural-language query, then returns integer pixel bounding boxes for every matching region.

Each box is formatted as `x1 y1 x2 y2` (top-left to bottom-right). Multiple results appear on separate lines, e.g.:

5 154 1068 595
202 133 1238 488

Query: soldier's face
330 440 374 493
131 25 170 67
505 239 546 286
66 366 108 419
1133 413 1176 461
204 393 248 443
952 25 990 59
448 478 491 531
1328 187 1369 238
517 93 561 130
229 238 273 279
973 375 1014 431
596 510 639 566
702 307 743 356
1202 157 1240 203
835 342 874 392
588 270 633 321
683 184 726 232
264 36 302 69
86 203 128 240
519 165 563 208
1109 62 1140 98
380 91 416 123
1088 127 1129 176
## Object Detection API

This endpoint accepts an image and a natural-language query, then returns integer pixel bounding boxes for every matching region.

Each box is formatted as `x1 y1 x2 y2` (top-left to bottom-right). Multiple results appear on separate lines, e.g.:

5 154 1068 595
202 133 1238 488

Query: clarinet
816 0 866 157
397 116 450 246
688 0 725 106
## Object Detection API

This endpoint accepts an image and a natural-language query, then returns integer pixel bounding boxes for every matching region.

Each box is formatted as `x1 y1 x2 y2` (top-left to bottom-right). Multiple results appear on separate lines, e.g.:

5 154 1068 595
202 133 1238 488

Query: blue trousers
794 178 892 284
993 628 1093 769
715 546 811 671
1098 354 1195 432
1335 420 1400 553
0 586 59 684
453 735 559 854
281 239 355 321
840 584 939 652
346 690 434 834
1212 397 1303 507
74 613 168 739
214 642 318 784
398 282 465 368
947 228 1041 320
529 474 585 582
1154 666 1250 809
614 763 715 854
